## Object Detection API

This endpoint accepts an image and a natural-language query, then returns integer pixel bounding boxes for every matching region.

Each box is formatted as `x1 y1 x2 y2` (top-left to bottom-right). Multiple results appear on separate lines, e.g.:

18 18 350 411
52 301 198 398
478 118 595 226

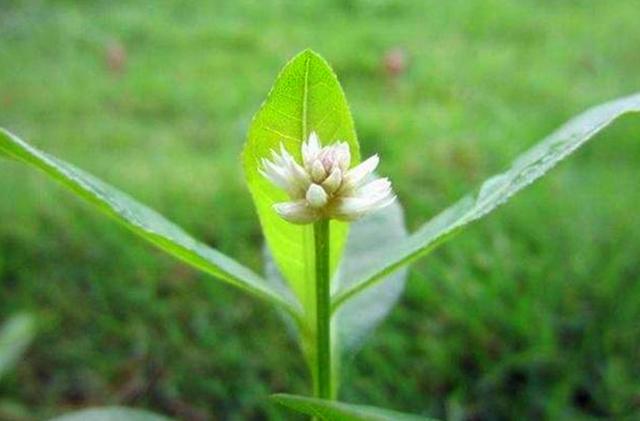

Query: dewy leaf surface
0 128 298 315
334 92 640 308
243 49 359 317
272 394 436 421
49 407 172 421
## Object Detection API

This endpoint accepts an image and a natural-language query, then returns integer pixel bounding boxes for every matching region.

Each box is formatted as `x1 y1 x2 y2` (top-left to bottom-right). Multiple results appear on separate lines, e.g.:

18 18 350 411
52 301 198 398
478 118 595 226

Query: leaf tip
292 48 328 65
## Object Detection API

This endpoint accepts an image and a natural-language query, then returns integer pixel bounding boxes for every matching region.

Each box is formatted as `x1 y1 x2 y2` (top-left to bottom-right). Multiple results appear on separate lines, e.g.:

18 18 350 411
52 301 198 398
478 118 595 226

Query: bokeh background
1 0 640 419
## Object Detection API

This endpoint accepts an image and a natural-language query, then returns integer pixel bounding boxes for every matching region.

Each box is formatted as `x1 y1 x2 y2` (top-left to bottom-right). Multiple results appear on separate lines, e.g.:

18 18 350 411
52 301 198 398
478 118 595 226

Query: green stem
313 219 332 399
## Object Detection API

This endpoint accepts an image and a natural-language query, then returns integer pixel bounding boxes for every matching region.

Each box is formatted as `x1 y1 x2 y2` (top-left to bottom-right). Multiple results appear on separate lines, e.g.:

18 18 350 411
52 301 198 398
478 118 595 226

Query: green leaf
264 200 409 385
272 394 437 421
0 128 299 316
333 198 408 357
49 407 171 421
333 92 640 308
243 49 359 317
0 313 35 380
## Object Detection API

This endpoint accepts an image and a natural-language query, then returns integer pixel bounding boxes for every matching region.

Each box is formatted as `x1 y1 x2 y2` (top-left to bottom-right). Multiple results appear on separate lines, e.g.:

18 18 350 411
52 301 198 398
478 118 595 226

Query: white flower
260 132 395 224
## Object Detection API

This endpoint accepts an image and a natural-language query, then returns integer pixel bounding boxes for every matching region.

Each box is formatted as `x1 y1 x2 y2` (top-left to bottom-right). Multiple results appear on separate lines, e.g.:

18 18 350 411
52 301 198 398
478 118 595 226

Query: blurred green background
1 0 639 419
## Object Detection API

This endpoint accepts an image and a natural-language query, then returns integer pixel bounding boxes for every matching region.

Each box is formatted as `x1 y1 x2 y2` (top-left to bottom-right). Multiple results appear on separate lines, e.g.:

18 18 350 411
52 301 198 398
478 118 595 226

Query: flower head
260 132 395 224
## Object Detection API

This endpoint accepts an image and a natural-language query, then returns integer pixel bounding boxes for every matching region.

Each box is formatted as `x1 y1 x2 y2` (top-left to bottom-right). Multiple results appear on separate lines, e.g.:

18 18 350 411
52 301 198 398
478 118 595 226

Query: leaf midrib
301 54 316 320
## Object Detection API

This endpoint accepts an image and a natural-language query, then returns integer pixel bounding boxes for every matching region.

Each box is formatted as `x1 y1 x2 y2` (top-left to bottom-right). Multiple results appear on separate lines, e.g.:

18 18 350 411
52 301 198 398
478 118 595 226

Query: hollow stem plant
1 49 639 420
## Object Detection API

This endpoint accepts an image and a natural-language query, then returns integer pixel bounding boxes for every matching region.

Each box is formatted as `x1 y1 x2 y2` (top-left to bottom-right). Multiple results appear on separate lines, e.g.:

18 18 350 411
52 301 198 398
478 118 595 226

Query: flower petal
302 132 321 169
332 189 395 221
306 183 329 208
331 197 371 221
343 154 379 188
322 168 342 194
273 200 319 224
260 159 293 191
287 159 312 192
336 142 351 171
310 159 327 182
357 177 392 199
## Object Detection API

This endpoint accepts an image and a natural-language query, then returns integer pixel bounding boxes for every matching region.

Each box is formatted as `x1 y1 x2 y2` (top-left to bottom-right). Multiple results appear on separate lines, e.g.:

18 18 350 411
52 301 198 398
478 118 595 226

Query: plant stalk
313 219 332 399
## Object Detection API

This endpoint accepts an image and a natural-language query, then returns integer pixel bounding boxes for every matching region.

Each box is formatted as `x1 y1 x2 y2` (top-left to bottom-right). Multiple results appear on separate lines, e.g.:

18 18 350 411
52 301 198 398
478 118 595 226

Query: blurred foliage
0 0 639 419
0 313 35 380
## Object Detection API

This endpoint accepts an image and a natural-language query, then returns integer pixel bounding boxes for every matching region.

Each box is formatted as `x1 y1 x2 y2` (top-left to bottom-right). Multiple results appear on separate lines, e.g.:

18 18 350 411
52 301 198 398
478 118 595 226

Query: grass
1 0 639 419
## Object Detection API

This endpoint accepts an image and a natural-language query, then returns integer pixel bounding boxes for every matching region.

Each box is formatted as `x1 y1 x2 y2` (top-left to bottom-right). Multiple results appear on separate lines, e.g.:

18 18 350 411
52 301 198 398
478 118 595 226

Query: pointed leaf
49 407 171 421
243 49 359 316
0 313 35 380
272 394 437 421
334 92 640 308
0 128 299 315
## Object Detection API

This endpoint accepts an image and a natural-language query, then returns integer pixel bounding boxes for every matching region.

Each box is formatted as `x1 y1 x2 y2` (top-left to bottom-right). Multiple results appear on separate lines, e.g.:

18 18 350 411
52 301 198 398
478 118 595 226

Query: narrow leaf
243 49 359 316
334 92 640 308
0 128 299 315
0 313 35 380
272 394 436 421
49 407 171 421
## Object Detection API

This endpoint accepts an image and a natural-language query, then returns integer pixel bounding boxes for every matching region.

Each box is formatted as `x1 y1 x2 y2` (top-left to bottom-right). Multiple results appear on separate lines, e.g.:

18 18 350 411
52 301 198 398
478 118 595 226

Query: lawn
1 0 639 419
